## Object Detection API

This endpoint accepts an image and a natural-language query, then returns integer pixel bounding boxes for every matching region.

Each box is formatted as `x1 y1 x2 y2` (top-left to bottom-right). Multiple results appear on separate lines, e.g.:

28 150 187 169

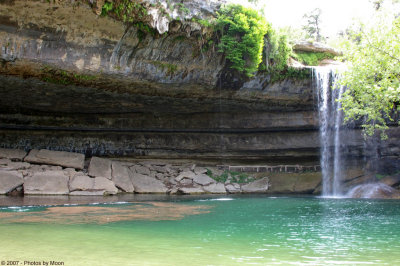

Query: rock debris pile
0 148 269 196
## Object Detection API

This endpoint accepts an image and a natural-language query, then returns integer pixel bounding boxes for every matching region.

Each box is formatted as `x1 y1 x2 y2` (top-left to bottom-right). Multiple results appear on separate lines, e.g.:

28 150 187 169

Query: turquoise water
1 196 400 265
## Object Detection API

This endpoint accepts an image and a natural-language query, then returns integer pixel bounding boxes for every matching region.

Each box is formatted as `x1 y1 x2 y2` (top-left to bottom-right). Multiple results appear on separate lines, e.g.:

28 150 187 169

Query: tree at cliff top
338 11 400 138
216 4 268 77
302 8 324 42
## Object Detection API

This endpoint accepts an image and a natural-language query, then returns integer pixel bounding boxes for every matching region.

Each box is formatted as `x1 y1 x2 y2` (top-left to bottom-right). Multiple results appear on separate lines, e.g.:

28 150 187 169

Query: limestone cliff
0 0 398 166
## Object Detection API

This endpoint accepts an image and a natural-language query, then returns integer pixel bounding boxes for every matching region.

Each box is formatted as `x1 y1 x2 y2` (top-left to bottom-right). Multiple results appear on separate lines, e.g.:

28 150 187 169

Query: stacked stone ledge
0 148 272 196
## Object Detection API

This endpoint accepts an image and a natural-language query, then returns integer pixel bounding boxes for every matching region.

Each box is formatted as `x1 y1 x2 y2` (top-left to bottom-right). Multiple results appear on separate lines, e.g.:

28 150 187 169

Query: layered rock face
0 0 398 168
0 0 321 163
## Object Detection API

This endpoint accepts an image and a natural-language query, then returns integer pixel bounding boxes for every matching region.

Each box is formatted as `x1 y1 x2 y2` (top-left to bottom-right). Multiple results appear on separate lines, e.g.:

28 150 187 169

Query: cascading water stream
314 66 347 197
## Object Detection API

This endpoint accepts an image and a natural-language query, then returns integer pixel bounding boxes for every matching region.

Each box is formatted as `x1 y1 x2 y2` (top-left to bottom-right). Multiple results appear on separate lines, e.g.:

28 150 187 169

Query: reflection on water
0 196 399 265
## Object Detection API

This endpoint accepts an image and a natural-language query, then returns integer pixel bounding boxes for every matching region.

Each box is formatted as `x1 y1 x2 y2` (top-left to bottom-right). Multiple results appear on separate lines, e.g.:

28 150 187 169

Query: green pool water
1 195 399 265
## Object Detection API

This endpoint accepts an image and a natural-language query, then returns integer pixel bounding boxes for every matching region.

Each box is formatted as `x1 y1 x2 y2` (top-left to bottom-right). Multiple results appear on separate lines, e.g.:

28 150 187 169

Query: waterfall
314 66 346 197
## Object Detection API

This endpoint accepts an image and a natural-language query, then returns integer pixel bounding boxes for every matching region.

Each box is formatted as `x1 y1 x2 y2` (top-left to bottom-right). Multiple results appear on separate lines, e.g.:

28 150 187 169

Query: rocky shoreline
0 148 325 196
1 148 399 198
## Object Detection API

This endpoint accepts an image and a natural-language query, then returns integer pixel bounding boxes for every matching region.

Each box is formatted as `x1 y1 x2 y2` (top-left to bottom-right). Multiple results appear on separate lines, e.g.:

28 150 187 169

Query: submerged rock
347 183 400 199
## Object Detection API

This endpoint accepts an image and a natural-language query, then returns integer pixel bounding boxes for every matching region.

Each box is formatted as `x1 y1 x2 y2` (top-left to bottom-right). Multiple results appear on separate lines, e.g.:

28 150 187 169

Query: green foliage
269 67 311 83
259 27 308 83
264 27 292 72
338 13 400 138
292 51 335 66
133 21 157 41
176 3 190 15
101 0 148 23
40 67 96 85
216 4 268 77
206 169 254 184
279 26 307 45
191 18 213 28
302 8 324 42
172 35 186 42
101 2 113 16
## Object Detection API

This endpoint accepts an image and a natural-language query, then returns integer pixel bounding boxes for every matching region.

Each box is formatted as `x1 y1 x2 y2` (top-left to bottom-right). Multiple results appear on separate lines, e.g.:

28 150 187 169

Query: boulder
179 178 193 185
131 165 151 176
111 162 134 193
225 183 241 193
241 177 269 193
178 187 204 194
93 176 118 195
0 170 24 194
343 174 377 191
203 183 226 193
0 148 27 161
194 167 207 175
130 173 168 193
88 157 112 179
152 165 169 173
192 173 215 186
69 175 94 192
175 171 196 182
347 183 400 199
24 149 85 170
69 175 118 195
24 170 70 195
380 174 400 187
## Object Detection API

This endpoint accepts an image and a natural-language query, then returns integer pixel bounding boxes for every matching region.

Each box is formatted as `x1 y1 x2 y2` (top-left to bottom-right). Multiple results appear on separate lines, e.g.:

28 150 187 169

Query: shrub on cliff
216 4 268 77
